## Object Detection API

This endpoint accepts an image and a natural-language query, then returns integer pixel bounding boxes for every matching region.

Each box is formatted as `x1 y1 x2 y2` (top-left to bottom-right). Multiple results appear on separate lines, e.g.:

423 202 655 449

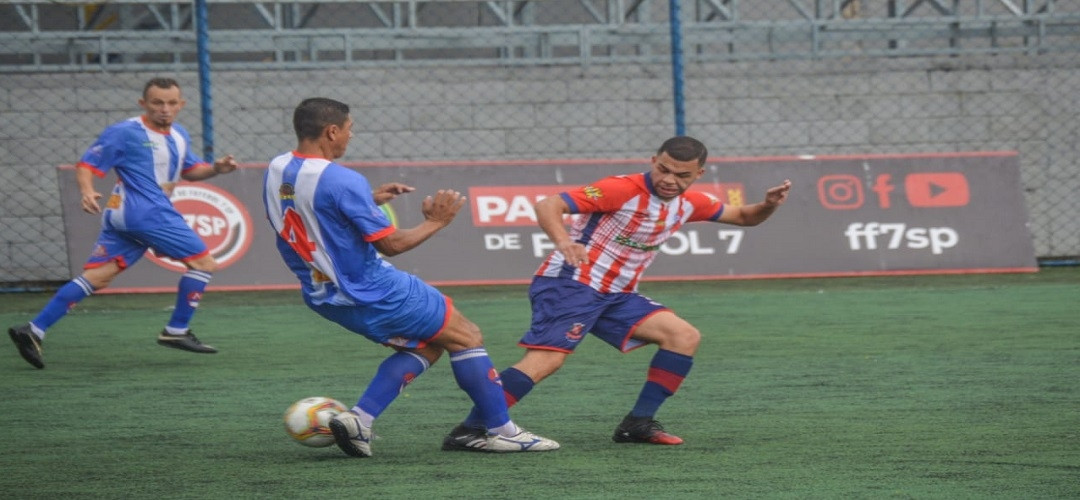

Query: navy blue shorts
518 276 668 353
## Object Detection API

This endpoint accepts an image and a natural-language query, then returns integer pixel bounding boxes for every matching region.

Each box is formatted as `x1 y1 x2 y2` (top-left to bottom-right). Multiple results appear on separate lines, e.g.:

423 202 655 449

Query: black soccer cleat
157 330 217 354
9 323 44 369
441 424 489 452
612 414 684 445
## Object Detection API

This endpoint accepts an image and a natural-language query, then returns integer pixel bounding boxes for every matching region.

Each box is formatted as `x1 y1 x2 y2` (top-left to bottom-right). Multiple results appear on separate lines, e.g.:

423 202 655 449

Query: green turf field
2 268 1078 499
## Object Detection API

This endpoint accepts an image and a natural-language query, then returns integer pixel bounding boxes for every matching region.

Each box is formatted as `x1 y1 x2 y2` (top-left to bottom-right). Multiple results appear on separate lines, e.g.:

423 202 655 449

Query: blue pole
194 0 214 162
668 0 686 136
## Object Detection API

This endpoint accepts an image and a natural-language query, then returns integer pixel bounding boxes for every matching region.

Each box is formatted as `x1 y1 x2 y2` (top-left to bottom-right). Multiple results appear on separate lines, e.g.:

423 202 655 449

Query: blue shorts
519 276 668 353
85 216 208 270
305 273 451 349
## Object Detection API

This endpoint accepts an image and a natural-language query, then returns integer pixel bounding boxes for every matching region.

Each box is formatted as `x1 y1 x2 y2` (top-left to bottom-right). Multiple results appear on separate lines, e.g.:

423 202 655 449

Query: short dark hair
293 98 350 141
657 136 708 166
143 77 180 98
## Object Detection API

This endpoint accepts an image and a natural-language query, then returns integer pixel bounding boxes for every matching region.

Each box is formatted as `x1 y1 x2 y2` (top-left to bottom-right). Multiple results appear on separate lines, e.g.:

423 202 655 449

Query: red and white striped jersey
535 172 725 293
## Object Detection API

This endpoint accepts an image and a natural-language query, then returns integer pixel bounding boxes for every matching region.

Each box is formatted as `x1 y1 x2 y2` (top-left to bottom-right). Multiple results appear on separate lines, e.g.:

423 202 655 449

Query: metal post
668 0 686 136
194 0 214 162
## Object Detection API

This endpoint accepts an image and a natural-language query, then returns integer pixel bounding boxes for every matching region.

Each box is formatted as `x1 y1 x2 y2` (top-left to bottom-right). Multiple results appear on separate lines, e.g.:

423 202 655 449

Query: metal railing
2 0 1077 71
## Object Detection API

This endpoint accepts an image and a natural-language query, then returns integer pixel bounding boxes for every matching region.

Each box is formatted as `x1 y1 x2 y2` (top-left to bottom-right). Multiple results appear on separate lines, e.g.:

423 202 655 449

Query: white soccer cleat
328 411 373 458
484 429 560 453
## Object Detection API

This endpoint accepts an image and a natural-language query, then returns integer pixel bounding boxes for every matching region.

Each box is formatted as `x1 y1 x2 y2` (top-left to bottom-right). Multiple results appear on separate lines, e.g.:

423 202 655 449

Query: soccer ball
283 396 347 448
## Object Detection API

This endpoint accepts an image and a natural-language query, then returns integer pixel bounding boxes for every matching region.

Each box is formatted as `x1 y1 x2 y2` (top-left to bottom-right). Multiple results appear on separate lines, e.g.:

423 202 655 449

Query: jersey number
280 207 316 262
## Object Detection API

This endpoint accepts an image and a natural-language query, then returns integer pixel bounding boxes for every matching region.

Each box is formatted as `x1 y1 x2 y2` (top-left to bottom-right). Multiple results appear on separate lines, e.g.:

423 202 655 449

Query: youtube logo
905 172 970 207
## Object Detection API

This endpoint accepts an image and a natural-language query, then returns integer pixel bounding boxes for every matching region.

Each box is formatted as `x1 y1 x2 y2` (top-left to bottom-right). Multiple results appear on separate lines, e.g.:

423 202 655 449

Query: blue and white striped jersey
263 151 407 306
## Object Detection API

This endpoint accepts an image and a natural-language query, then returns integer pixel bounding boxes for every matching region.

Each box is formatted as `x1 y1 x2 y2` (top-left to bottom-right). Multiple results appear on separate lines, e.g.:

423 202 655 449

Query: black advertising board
58 151 1037 292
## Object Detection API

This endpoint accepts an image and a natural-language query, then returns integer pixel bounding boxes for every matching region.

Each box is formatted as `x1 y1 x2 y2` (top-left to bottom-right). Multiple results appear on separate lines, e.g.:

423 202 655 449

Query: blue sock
450 348 511 430
166 270 212 331
463 367 534 428
630 349 694 418
31 276 95 334
357 351 429 418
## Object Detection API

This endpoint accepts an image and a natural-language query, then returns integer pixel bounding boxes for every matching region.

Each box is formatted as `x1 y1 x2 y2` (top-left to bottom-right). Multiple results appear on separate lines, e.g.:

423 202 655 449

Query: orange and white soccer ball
283 396 347 447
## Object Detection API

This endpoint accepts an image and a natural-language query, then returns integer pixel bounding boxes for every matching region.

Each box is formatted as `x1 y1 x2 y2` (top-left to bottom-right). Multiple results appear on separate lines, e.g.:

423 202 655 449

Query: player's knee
84 275 113 290
82 264 121 290
410 344 444 366
456 322 484 348
436 312 485 351
667 326 701 353
187 256 218 273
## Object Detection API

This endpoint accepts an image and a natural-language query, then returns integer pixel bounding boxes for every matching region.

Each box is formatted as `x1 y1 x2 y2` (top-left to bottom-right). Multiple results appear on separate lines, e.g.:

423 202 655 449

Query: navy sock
630 349 693 418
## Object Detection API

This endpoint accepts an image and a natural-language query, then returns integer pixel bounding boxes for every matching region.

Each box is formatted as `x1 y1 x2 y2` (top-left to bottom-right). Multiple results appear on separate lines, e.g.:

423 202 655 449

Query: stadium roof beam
1 0 1078 72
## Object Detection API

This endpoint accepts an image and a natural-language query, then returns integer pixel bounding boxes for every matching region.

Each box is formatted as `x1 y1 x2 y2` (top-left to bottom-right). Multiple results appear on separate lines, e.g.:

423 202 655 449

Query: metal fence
2 0 1079 286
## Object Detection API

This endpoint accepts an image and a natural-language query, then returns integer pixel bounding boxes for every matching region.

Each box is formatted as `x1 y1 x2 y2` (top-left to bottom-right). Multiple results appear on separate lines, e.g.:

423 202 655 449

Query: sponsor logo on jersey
615 235 662 252
279 183 295 200
147 183 254 272
583 185 603 200
379 204 398 227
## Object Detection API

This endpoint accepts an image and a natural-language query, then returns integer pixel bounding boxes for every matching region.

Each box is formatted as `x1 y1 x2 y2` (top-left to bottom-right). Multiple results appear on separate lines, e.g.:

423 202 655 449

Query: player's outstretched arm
182 154 239 181
372 189 465 257
718 179 792 226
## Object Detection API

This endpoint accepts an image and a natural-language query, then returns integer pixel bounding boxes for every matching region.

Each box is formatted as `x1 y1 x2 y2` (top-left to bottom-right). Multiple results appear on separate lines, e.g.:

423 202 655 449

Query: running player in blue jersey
263 97 558 457
7 77 239 369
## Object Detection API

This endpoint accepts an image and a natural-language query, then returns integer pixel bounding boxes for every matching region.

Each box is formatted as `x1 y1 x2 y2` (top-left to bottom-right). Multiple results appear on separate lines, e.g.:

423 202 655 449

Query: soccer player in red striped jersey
444 136 791 448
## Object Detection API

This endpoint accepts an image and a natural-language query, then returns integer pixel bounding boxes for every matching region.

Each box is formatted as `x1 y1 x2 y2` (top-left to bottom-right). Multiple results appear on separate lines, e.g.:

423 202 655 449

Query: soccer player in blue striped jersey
263 97 558 457
7 78 239 369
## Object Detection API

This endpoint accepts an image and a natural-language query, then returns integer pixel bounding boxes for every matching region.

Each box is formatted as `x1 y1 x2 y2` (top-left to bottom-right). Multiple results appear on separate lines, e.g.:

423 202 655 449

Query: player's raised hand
81 190 103 214
373 182 415 206
212 154 238 175
422 189 466 226
764 179 792 207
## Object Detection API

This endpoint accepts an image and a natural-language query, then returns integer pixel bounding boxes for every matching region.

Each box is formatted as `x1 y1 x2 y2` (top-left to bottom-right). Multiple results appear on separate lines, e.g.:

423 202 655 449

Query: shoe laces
624 417 665 435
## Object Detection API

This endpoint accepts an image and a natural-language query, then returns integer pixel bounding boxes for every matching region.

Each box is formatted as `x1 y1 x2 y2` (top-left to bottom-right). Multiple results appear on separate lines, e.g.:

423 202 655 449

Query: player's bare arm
718 179 792 226
372 189 465 257
181 154 239 181
76 166 103 214
535 195 588 266
372 182 415 206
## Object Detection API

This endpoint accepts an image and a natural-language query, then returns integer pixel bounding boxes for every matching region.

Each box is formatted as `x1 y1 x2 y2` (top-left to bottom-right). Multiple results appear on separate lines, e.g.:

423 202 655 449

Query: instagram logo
817 174 864 210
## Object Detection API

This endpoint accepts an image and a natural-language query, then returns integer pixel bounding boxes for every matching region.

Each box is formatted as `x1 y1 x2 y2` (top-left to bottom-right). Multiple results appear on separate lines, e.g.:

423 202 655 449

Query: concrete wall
2 53 1077 283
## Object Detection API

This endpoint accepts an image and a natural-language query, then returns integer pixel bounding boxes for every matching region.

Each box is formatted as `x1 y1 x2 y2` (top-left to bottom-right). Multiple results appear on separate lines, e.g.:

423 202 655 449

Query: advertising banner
58 151 1037 292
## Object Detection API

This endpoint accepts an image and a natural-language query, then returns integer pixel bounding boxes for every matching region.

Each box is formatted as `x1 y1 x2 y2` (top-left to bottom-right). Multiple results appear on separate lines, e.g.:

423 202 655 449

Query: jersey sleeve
76 123 127 178
176 125 207 173
559 175 641 214
329 167 395 242
684 190 726 222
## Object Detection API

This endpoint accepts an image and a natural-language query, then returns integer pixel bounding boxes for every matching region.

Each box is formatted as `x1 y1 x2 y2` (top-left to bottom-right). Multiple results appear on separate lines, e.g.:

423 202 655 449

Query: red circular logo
147 183 255 272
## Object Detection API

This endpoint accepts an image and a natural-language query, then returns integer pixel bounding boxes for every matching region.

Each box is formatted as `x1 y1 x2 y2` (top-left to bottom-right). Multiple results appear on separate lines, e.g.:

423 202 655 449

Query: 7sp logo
817 172 969 210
